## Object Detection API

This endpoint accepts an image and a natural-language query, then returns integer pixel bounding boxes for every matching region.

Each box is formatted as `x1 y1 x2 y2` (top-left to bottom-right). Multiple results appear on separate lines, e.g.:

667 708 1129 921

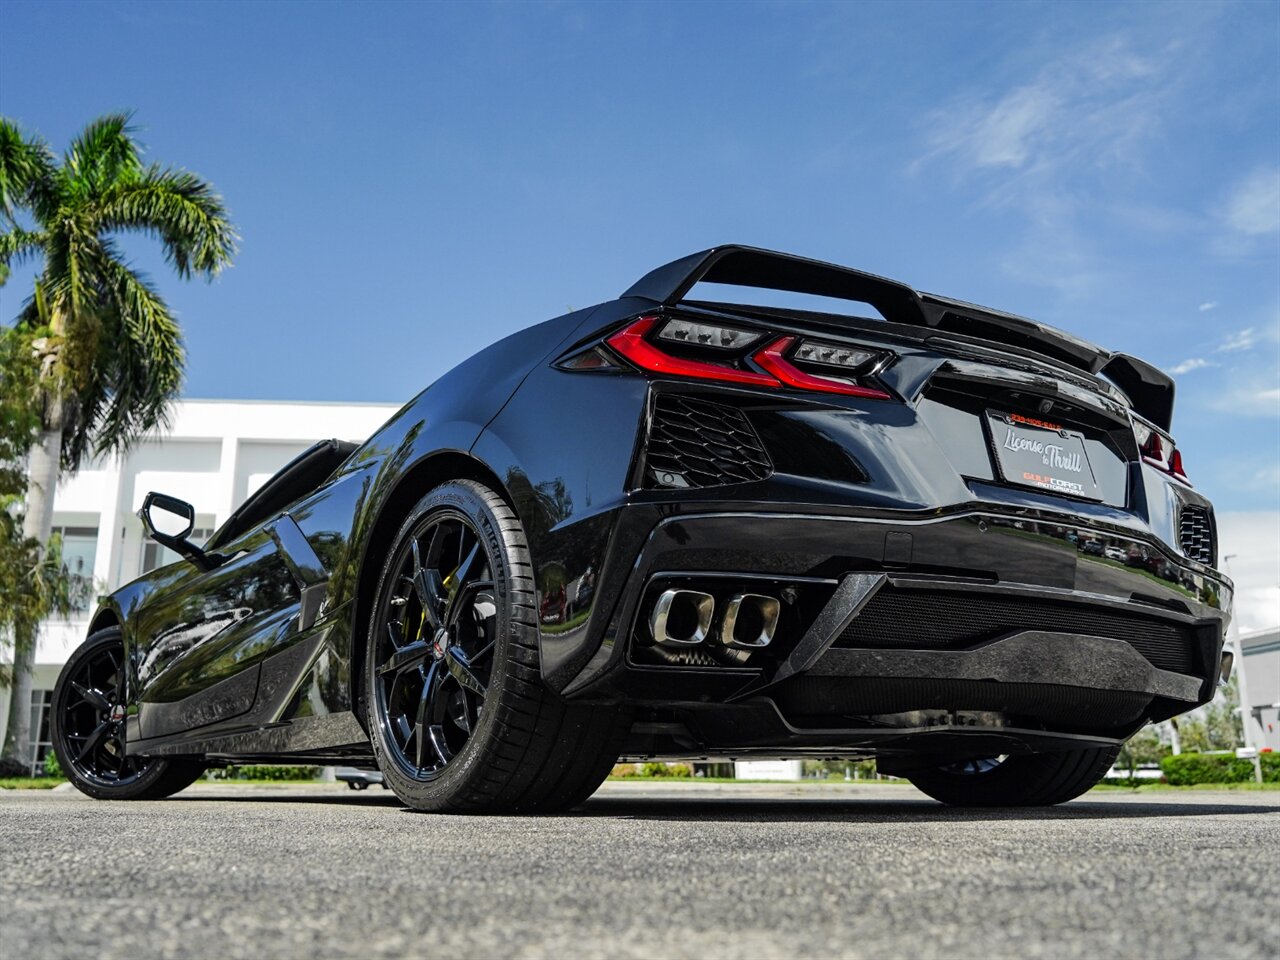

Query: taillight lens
599 316 894 400
754 337 891 399
1134 419 1189 483
655 319 762 351
606 316 778 387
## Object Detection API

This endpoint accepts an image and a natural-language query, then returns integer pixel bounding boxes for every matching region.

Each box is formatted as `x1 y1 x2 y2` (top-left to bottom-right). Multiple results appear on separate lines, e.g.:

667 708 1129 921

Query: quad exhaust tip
720 593 780 649
651 589 715 646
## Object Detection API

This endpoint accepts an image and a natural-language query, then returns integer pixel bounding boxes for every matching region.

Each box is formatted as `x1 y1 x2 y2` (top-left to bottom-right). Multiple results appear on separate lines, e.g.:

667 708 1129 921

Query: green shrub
206 765 320 781
1159 752 1279 785
639 762 693 778
42 752 64 778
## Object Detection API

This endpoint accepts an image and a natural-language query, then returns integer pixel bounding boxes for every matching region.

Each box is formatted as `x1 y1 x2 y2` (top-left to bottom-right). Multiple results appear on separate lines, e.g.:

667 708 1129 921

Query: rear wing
622 245 1175 429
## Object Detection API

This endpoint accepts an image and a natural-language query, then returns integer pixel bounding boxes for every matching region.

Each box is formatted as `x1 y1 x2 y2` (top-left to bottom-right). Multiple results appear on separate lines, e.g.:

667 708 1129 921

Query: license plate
985 412 1102 501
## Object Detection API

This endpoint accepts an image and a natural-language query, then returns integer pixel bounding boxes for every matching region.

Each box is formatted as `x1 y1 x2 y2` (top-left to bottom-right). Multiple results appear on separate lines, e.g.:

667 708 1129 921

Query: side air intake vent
644 395 772 489
1178 505 1215 566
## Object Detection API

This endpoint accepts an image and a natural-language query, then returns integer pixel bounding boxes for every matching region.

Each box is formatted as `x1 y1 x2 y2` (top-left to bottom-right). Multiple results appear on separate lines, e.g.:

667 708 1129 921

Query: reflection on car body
51 246 1231 812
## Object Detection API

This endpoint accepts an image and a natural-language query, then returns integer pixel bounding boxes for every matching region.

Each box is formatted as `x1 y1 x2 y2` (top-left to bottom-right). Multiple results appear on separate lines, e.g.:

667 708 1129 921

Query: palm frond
35 222 101 332
0 117 58 224
0 228 46 280
63 254 183 467
96 165 237 279
62 112 142 201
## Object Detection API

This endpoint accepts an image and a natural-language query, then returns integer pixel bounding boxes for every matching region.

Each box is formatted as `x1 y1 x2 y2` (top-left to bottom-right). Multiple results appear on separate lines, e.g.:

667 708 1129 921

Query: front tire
366 479 628 813
904 746 1121 806
51 627 205 801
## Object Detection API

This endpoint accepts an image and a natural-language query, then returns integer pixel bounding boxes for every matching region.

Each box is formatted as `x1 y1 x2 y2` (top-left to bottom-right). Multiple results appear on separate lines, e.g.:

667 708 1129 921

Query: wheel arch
349 449 513 724
87 604 122 637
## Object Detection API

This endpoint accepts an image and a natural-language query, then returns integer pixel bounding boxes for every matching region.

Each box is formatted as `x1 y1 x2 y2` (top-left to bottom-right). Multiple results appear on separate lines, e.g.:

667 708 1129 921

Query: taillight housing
1133 418 1189 484
587 315 894 400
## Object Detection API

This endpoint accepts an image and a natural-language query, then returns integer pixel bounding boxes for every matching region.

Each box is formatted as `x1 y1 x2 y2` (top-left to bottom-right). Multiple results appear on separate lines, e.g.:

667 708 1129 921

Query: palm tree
0 114 236 769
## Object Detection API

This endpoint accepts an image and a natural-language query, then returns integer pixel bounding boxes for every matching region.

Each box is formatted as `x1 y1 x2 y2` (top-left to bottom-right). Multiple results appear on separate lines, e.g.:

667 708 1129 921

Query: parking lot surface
2 781 1276 959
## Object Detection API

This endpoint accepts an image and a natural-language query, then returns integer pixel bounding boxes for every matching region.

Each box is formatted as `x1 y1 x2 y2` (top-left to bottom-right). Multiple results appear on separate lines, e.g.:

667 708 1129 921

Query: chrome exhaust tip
720 594 780 649
650 589 715 646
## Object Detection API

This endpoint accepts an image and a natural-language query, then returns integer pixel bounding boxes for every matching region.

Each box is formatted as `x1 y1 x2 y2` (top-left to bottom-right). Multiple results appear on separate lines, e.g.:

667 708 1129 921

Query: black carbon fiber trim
774 676 1151 730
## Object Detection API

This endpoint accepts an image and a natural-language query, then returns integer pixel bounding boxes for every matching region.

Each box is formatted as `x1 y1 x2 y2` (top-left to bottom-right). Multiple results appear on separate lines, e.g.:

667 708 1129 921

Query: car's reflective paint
81 247 1229 767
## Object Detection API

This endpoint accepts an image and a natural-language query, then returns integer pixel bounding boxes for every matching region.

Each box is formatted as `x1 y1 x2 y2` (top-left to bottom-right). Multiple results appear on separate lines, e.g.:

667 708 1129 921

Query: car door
128 522 301 742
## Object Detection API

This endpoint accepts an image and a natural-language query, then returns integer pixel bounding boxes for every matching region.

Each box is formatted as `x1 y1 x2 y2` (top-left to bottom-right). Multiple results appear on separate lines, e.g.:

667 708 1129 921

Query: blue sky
2 0 1277 527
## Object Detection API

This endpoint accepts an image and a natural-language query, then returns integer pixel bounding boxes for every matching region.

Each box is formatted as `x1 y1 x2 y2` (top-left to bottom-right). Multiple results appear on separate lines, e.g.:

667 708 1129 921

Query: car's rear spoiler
623 245 1175 429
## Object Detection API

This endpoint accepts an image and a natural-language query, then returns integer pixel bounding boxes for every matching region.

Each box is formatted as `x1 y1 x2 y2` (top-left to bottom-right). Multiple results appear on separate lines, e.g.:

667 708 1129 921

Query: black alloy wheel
366 480 630 814
937 756 1005 776
51 627 205 800
905 746 1122 806
371 508 497 779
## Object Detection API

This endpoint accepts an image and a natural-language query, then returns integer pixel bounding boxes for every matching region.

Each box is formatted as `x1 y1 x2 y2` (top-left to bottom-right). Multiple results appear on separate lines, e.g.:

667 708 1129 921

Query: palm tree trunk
1 400 63 772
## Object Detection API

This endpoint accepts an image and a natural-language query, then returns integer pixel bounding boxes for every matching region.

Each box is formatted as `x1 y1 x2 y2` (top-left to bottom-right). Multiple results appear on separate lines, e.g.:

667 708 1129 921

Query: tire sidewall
51 627 193 800
906 747 1118 806
365 480 526 809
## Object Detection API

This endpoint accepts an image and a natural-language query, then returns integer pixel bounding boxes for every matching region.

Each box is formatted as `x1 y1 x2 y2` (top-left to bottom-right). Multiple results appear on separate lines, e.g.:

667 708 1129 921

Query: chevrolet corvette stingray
52 246 1232 811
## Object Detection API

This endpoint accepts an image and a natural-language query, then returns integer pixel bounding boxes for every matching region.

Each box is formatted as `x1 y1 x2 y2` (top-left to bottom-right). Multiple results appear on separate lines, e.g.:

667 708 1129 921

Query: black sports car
52 245 1232 811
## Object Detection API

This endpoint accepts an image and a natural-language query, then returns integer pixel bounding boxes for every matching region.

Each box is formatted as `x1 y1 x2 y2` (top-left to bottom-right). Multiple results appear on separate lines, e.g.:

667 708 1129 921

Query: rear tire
904 746 1120 807
51 627 205 801
366 479 628 813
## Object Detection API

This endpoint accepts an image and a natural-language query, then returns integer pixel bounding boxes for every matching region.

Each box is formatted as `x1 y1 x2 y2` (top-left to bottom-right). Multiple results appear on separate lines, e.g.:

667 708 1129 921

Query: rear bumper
550 501 1230 752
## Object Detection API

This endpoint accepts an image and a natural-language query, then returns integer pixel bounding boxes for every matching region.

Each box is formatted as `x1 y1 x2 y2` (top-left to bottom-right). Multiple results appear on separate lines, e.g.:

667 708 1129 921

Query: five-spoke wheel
52 627 205 800
57 635 147 786
371 509 497 779
365 480 629 813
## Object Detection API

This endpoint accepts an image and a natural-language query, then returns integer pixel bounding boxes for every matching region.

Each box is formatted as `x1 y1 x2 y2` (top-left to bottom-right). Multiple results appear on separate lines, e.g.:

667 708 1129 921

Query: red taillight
1140 431 1163 461
753 337 892 400
602 316 894 399
1135 419 1190 484
605 317 779 388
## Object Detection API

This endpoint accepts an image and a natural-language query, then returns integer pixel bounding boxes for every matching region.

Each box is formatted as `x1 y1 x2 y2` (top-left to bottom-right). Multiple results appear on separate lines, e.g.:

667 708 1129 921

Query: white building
1238 626 1280 753
0 398 399 768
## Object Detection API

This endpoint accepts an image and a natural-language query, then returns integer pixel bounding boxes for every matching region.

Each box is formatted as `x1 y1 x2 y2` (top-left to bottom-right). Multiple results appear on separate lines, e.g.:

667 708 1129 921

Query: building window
29 688 53 769
141 527 212 575
52 525 98 613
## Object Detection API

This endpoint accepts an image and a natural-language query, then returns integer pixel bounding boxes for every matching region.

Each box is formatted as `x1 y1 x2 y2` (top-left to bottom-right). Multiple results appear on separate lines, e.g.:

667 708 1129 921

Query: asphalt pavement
2 780 1276 960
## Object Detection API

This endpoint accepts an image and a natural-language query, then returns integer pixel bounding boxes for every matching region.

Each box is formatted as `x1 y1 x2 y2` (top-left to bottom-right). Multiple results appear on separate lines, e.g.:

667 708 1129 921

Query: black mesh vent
775 676 1152 730
1178 506 1215 566
836 586 1194 673
644 395 772 489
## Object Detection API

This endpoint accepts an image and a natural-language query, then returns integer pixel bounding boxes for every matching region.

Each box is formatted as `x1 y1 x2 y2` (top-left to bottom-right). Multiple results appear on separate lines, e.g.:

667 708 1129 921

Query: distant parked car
49 245 1231 811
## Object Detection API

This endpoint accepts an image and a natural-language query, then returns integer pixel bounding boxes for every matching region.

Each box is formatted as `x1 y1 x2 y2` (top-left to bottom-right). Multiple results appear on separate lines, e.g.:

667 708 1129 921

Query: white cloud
1199 302 1217 312
1212 383 1280 418
1217 327 1257 352
1224 166 1280 237
919 37 1174 188
1246 465 1280 492
1218 512 1280 633
1169 357 1212 375
913 30 1197 297
1248 387 1280 413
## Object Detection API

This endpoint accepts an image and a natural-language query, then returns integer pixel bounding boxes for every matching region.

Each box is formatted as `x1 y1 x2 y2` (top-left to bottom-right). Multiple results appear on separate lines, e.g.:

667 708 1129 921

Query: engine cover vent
644 395 772 489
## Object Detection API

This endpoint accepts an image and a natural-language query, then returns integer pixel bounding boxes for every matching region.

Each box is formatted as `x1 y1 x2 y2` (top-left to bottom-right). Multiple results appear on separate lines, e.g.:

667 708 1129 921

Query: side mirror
138 492 214 572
